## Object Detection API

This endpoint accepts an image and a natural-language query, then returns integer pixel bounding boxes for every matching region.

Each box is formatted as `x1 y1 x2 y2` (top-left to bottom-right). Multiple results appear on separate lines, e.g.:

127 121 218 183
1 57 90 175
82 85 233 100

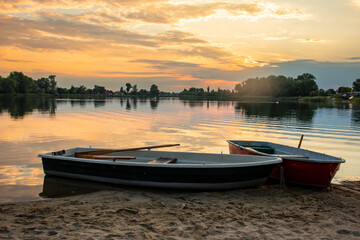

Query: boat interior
228 140 344 163
44 148 282 166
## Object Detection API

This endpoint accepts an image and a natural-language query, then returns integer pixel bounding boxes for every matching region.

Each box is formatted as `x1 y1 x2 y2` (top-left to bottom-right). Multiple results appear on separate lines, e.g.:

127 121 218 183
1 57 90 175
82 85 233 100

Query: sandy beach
1 181 359 240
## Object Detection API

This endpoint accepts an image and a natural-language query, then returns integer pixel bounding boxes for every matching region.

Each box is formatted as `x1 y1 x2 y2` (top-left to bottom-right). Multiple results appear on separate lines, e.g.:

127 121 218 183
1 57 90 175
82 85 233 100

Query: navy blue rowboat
39 147 282 190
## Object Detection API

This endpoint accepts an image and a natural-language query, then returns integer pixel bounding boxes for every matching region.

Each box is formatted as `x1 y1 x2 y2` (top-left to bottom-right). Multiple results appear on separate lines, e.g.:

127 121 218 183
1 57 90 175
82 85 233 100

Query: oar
298 134 304 148
74 144 180 158
80 155 136 160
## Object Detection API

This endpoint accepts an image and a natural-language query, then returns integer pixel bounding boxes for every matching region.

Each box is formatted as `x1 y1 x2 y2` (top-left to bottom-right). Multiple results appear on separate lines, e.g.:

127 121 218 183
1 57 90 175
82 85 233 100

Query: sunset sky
1 0 360 91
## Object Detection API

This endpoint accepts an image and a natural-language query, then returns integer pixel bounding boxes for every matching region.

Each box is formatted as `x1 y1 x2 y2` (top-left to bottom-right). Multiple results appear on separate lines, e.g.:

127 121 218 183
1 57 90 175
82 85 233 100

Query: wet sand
1 181 360 239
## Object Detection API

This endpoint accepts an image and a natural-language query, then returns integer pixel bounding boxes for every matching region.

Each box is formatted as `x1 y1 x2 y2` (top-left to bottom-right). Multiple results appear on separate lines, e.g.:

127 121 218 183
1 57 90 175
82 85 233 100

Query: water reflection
2 96 360 128
234 102 315 124
181 100 234 108
352 108 360 122
39 175 115 198
150 99 159 109
0 95 56 119
0 165 43 185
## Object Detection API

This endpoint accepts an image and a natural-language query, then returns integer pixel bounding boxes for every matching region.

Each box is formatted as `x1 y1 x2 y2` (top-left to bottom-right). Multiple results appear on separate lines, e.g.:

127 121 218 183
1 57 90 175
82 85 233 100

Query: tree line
180 73 360 97
179 86 233 98
0 71 57 95
0 71 161 97
1 71 359 98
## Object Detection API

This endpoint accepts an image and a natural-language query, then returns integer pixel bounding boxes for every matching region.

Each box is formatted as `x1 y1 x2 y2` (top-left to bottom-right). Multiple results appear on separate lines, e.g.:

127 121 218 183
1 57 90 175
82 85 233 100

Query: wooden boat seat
148 157 177 164
276 155 309 159
245 146 275 154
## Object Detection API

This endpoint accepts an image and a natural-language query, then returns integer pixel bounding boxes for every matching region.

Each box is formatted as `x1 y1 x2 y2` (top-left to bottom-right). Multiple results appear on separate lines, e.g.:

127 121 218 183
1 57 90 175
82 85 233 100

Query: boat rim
38 148 282 168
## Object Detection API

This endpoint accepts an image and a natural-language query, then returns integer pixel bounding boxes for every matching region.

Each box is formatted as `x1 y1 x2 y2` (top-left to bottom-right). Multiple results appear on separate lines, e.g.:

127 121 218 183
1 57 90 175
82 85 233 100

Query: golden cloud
298 38 327 43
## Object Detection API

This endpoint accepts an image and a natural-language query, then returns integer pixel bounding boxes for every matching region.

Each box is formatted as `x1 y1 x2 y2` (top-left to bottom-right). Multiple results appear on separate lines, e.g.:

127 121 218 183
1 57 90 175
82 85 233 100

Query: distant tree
48 75 57 94
36 78 50 93
138 89 148 95
8 71 34 93
93 85 105 94
120 87 124 94
150 84 159 96
317 89 326 96
57 87 68 95
186 87 205 96
106 89 114 95
0 77 16 94
132 84 138 94
295 73 318 96
353 78 360 91
207 86 210 93
125 83 132 93
310 91 318 97
69 85 77 94
326 88 336 96
77 85 86 94
234 82 244 93
85 89 93 94
337 86 352 93
235 75 294 97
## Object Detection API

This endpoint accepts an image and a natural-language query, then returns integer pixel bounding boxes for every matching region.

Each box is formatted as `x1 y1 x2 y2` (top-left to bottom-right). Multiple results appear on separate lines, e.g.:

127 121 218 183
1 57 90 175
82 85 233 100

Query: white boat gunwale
38 148 282 169
227 140 345 164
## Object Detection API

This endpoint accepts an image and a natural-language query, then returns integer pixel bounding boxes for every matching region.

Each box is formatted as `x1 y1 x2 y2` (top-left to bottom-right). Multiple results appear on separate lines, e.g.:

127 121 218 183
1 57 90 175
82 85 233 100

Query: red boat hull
228 143 341 187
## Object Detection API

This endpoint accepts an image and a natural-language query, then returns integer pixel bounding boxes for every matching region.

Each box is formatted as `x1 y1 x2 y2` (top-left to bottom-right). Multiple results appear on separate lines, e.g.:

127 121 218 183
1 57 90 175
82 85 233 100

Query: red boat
227 140 345 187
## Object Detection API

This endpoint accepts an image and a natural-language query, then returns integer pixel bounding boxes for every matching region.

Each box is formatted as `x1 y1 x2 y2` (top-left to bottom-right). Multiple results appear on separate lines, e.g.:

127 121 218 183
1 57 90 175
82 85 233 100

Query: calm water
0 96 359 202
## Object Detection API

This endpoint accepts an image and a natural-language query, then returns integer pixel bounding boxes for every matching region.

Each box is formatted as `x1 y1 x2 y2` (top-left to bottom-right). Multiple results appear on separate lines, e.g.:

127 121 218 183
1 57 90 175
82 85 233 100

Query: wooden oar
74 144 180 158
80 155 136 160
298 134 304 148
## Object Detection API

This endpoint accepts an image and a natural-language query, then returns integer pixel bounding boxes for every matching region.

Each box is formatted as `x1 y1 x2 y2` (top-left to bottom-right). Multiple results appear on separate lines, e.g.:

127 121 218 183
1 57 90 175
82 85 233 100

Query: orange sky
0 0 360 91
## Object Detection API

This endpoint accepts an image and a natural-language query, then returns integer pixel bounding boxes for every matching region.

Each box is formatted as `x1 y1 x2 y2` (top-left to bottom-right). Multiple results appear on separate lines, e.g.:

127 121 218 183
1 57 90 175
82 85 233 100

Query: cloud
0 1 311 66
124 2 308 24
0 0 309 23
0 14 194 51
97 71 165 76
0 0 167 13
349 0 360 8
35 11 127 26
265 37 288 41
176 46 232 59
156 30 207 44
0 14 242 67
347 57 360 60
297 38 327 43
0 58 33 63
0 14 206 49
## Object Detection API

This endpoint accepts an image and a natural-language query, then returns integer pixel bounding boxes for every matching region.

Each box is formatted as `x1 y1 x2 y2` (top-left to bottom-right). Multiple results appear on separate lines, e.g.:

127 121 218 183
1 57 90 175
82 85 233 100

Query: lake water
0 96 359 202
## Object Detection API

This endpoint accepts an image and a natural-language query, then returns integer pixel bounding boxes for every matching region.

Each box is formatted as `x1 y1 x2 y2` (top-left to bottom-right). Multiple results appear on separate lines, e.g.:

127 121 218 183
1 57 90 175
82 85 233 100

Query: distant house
343 91 360 99
341 92 352 99
353 91 360 97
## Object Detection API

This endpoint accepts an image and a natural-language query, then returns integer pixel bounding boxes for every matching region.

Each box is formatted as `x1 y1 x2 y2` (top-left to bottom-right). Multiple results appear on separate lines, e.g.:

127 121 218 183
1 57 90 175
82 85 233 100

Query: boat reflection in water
39 175 116 198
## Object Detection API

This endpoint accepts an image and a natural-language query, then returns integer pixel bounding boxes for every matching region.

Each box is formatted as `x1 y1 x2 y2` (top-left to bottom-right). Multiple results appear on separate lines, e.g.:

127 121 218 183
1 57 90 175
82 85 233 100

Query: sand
1 181 360 240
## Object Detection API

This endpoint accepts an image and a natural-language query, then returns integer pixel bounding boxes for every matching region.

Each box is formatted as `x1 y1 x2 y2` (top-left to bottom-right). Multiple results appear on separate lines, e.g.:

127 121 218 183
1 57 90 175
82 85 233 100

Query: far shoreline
2 93 360 105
